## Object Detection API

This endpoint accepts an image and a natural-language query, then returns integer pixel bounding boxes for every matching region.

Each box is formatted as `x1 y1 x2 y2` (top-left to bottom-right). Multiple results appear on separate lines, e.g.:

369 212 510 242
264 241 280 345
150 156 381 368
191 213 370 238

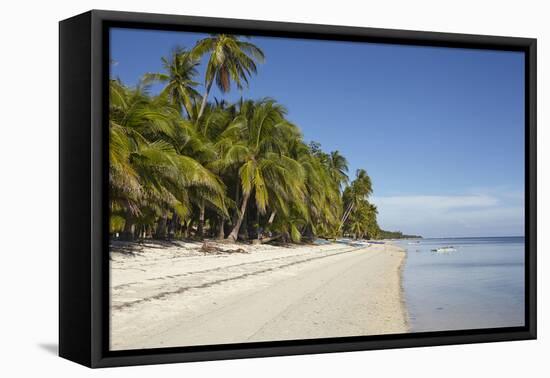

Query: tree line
377 230 423 239
109 34 387 243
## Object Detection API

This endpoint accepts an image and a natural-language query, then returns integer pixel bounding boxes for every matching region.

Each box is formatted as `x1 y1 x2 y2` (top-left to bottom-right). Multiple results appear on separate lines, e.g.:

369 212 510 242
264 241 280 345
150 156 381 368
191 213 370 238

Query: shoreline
110 240 409 350
395 243 410 332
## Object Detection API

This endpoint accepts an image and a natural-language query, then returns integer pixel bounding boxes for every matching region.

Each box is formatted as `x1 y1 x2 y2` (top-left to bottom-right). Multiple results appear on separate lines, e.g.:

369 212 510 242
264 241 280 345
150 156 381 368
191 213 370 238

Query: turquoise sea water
396 237 525 332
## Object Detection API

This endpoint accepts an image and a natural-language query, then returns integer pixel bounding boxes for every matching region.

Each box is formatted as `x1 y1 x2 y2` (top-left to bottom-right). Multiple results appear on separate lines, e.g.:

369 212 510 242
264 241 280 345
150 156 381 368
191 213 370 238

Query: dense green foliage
377 230 423 239
109 35 389 243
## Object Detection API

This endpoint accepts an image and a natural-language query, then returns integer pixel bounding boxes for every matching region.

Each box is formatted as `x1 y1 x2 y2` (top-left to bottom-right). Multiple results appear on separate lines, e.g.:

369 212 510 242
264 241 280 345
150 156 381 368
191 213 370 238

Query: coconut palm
187 103 235 237
298 146 343 238
109 35 389 243
109 80 226 240
341 169 373 228
192 34 264 120
351 169 373 197
327 150 349 191
346 200 379 239
212 99 305 241
143 48 201 119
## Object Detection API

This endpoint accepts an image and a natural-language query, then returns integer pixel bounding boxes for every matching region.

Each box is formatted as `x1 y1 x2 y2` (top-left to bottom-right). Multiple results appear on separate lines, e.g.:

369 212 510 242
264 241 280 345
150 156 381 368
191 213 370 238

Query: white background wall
0 0 546 376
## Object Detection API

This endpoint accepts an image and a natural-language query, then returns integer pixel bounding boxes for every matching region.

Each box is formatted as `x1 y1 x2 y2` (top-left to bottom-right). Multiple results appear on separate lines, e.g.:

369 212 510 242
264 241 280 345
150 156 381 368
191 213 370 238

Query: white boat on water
431 246 457 253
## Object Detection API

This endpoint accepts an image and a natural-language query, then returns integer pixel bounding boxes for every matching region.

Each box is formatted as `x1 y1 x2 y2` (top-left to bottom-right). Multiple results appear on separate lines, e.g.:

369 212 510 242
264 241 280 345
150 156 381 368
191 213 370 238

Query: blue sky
110 28 525 238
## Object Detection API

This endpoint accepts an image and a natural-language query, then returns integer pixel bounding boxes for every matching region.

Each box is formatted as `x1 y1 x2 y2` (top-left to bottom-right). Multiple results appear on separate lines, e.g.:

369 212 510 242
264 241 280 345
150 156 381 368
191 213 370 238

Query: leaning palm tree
327 150 349 191
192 34 265 120
297 145 343 238
344 199 379 239
351 169 373 197
143 47 201 119
340 169 374 232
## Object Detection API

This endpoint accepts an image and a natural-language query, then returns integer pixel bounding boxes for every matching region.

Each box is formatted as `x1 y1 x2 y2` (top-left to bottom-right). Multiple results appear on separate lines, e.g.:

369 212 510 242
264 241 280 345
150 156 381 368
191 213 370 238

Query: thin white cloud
371 192 524 237
374 194 498 209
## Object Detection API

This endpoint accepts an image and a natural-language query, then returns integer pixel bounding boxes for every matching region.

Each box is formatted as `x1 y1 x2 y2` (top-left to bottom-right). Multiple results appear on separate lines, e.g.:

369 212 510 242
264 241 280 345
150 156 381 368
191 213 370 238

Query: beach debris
200 242 248 254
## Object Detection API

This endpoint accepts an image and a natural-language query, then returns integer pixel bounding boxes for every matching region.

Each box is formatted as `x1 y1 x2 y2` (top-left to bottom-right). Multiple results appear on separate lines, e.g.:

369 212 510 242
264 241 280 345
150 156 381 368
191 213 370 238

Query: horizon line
413 235 525 239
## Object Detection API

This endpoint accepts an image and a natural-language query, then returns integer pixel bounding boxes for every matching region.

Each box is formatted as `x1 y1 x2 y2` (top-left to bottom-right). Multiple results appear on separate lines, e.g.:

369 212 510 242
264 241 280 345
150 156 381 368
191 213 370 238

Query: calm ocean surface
395 237 525 332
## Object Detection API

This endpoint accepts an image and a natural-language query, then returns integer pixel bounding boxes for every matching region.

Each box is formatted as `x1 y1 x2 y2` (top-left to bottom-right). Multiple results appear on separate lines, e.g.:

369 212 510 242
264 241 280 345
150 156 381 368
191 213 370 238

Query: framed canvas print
59 10 537 368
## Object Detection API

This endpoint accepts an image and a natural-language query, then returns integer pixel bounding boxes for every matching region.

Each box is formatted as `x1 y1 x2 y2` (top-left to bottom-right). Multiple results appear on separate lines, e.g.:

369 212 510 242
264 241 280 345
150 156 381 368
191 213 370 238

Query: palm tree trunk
197 79 213 120
339 203 354 231
255 207 260 240
268 210 277 225
120 216 135 241
155 215 168 239
197 201 205 238
217 217 225 239
242 212 249 240
183 104 193 120
182 222 189 239
342 203 354 222
227 191 251 241
232 178 240 225
120 201 135 241
168 214 178 239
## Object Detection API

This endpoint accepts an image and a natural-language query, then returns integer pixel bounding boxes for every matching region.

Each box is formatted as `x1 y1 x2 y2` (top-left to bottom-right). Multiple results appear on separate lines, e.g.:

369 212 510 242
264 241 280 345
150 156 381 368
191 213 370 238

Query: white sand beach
110 240 408 350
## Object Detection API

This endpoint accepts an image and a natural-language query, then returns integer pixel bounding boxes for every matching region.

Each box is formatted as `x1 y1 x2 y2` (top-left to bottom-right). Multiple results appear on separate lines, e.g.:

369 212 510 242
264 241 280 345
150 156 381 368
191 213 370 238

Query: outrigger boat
431 246 457 253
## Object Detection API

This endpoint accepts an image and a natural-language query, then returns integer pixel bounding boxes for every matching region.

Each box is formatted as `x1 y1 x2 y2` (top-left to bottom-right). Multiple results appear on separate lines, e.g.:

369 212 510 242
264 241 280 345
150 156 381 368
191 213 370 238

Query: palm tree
143 48 201 119
340 169 374 231
213 99 305 241
109 80 226 240
186 103 235 238
297 145 343 238
345 200 378 239
351 169 373 197
108 37 387 243
192 34 264 120
327 150 349 191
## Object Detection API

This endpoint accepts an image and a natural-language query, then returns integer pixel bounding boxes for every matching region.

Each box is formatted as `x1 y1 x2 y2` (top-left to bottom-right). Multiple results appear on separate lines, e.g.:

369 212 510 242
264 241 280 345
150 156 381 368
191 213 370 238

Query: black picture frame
59 9 537 368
